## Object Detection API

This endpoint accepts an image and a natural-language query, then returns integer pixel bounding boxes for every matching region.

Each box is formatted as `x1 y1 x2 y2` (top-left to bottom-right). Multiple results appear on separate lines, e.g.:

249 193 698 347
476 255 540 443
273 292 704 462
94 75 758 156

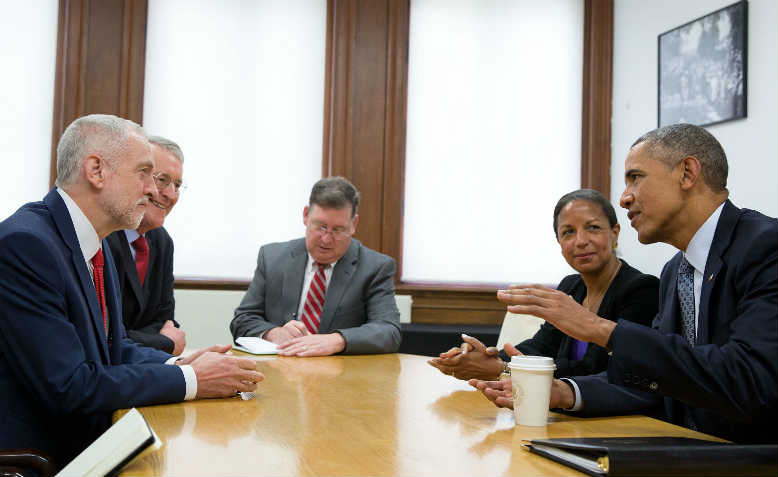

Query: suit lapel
319 240 359 332
45 190 110 362
117 232 145 306
697 200 739 346
661 253 684 335
282 239 308 320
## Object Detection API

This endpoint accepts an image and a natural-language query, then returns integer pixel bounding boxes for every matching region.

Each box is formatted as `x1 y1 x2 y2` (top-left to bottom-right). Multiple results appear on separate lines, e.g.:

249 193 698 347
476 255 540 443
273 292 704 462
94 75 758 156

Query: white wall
611 0 778 277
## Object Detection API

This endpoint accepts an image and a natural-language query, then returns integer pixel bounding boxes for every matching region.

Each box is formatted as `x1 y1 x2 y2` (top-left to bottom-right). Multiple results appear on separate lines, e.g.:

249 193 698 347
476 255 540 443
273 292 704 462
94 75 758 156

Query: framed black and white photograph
658 1 748 127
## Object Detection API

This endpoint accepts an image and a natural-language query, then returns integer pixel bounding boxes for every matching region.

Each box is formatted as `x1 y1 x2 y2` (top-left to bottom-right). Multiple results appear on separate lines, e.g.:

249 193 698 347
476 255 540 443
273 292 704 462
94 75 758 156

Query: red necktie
132 236 149 286
91 249 107 333
301 264 327 333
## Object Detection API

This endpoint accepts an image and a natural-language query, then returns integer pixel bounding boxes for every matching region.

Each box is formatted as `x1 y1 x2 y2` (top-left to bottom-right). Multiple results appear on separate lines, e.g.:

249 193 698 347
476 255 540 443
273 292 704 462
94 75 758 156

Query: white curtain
0 1 58 220
403 0 583 285
144 0 327 279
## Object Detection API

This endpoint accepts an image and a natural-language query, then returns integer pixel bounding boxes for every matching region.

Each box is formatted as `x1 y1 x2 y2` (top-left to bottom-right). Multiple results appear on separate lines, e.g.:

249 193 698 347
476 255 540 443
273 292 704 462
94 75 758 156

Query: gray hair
55 114 146 187
148 135 185 163
631 123 728 191
309 176 359 218
553 188 618 236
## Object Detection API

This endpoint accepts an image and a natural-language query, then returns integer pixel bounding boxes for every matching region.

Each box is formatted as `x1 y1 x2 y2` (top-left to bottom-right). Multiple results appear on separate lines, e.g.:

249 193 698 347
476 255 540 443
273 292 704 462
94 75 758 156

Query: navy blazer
0 190 186 465
511 260 658 377
576 201 778 443
106 227 178 353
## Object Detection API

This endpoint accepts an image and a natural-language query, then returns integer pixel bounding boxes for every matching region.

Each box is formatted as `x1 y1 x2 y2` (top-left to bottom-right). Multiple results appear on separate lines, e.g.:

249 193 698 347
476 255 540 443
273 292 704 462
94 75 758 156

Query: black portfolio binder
524 436 777 477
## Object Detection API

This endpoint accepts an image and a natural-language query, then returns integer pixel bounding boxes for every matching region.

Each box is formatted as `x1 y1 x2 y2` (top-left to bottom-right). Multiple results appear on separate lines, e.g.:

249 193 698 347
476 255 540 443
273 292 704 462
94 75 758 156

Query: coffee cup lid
508 355 556 370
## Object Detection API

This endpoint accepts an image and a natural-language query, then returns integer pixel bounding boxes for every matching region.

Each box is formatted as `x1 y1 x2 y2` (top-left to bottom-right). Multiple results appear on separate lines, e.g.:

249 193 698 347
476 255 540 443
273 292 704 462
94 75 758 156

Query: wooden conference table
118 353 723 476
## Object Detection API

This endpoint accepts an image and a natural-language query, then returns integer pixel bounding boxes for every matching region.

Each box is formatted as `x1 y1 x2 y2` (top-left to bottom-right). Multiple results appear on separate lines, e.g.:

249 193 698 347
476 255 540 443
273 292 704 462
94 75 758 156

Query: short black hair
631 123 728 191
553 189 618 236
309 176 359 218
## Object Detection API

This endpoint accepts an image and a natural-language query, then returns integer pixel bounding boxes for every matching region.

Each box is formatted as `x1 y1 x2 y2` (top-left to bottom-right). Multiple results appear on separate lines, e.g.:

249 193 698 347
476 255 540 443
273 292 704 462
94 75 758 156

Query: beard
101 193 146 231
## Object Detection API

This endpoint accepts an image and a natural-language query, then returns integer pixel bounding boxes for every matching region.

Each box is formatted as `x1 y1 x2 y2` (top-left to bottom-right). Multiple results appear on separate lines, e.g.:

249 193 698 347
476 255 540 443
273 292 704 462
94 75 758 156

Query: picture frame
658 0 747 128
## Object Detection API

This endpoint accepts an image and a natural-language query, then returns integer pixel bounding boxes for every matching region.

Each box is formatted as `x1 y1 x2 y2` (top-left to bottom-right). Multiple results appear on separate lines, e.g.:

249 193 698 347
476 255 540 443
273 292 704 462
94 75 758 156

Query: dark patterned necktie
677 256 696 347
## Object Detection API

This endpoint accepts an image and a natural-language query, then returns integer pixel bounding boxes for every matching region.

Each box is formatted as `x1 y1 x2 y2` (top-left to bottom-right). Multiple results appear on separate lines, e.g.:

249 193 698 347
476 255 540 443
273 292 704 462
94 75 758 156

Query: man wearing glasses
106 136 187 355
231 177 402 356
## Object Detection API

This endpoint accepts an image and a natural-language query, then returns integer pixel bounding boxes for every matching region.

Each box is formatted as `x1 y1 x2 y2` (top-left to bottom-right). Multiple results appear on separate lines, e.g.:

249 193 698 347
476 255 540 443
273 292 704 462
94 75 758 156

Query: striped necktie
301 263 328 333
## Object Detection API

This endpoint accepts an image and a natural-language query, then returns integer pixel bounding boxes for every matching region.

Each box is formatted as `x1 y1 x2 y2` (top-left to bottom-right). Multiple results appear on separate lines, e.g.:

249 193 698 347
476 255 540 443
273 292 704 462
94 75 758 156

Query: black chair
0 450 57 477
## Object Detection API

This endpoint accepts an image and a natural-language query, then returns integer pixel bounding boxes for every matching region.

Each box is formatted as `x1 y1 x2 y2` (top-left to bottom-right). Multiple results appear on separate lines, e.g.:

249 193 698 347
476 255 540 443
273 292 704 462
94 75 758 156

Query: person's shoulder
0 200 53 242
261 237 304 252
733 207 777 238
616 259 660 291
351 239 395 266
557 273 582 292
149 226 173 242
719 203 777 258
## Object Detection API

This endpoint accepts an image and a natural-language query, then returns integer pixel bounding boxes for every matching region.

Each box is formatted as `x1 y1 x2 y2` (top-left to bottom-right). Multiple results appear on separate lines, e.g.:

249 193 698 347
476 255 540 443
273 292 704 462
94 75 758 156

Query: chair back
496 312 544 349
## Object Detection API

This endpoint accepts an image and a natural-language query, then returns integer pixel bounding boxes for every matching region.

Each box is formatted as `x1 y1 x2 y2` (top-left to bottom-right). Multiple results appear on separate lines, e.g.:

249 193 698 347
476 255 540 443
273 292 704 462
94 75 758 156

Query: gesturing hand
190 351 264 399
497 285 614 348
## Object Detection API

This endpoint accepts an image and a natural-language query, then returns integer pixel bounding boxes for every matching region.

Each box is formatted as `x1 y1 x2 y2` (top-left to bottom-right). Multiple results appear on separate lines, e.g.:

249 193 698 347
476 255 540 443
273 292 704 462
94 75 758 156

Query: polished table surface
118 353 723 476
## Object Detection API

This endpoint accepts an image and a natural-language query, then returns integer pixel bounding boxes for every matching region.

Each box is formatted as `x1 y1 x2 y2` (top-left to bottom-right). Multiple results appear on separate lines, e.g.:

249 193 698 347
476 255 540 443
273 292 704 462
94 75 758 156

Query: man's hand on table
468 377 576 410
177 345 264 398
277 333 346 357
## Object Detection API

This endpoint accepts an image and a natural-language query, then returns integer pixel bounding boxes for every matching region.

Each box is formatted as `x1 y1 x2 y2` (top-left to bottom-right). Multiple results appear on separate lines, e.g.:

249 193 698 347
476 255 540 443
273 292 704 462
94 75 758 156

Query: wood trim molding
322 0 410 258
580 0 614 195
175 278 250 291
50 0 148 187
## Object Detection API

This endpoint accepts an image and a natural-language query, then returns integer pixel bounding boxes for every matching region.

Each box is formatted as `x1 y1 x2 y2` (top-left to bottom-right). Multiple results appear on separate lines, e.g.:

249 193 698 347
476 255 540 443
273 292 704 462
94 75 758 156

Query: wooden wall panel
50 0 148 187
322 0 409 258
581 0 614 195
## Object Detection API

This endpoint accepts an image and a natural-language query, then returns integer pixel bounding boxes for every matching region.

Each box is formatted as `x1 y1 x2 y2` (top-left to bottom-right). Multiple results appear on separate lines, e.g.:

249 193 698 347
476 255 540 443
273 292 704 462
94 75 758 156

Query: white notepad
234 336 278 355
56 407 160 477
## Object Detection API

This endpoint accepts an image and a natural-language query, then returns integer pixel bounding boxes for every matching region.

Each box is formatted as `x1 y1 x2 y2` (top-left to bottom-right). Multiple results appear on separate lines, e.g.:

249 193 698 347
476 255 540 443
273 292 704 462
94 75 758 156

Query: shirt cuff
165 357 198 400
560 378 583 412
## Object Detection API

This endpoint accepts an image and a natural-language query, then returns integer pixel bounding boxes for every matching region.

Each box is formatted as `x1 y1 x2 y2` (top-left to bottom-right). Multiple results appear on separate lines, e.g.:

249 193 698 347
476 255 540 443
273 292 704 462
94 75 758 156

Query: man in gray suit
231 177 401 356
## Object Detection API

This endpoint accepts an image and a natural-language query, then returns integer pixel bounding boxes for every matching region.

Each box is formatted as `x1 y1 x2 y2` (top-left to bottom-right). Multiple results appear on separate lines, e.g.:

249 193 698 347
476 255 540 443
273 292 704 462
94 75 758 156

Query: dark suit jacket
106 227 177 353
506 260 658 377
576 201 778 443
0 190 186 465
231 238 401 354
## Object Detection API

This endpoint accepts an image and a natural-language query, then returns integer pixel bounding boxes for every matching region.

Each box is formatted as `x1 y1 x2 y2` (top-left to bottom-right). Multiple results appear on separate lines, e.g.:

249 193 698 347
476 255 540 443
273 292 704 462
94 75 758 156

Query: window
0 1 58 219
143 0 327 278
403 0 583 284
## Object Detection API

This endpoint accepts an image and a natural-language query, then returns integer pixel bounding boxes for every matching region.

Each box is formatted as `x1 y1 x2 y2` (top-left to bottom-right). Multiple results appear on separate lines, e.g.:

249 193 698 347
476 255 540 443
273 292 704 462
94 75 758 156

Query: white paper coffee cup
508 355 556 426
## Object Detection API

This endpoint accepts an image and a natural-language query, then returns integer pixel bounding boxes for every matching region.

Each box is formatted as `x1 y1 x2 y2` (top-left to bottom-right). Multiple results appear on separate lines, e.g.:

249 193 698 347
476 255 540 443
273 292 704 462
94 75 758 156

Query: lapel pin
708 274 714 281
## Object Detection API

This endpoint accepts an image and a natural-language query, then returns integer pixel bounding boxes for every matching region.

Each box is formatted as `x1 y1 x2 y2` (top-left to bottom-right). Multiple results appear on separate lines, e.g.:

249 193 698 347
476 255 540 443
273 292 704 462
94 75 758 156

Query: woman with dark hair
428 189 659 380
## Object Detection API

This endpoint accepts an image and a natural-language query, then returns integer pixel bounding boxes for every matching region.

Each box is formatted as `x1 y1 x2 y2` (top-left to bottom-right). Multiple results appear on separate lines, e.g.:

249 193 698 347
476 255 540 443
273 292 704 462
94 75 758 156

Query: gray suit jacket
230 238 401 354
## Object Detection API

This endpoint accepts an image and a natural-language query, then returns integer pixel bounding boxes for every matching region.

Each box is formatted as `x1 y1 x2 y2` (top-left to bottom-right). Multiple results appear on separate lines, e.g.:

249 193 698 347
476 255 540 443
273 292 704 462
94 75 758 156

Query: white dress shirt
56 188 197 400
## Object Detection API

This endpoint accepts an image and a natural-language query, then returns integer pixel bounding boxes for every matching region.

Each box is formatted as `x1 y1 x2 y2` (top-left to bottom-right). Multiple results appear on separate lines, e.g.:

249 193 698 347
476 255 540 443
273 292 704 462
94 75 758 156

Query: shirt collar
683 202 725 274
57 188 101 262
123 228 141 246
306 253 338 272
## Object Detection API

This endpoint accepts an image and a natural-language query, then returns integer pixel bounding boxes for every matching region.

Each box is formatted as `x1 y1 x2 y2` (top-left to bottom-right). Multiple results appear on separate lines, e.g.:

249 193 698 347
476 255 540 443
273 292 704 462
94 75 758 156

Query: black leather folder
524 436 777 477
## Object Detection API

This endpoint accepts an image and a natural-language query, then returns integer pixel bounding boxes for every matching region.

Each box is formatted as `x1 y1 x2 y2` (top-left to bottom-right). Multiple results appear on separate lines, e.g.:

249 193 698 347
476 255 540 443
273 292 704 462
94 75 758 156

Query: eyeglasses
153 172 186 194
308 221 352 240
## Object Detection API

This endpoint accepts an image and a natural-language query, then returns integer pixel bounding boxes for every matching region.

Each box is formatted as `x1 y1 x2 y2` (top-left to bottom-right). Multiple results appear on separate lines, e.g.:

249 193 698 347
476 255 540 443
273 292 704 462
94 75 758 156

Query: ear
83 154 107 189
350 214 359 232
303 205 310 226
612 222 621 242
678 156 702 191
